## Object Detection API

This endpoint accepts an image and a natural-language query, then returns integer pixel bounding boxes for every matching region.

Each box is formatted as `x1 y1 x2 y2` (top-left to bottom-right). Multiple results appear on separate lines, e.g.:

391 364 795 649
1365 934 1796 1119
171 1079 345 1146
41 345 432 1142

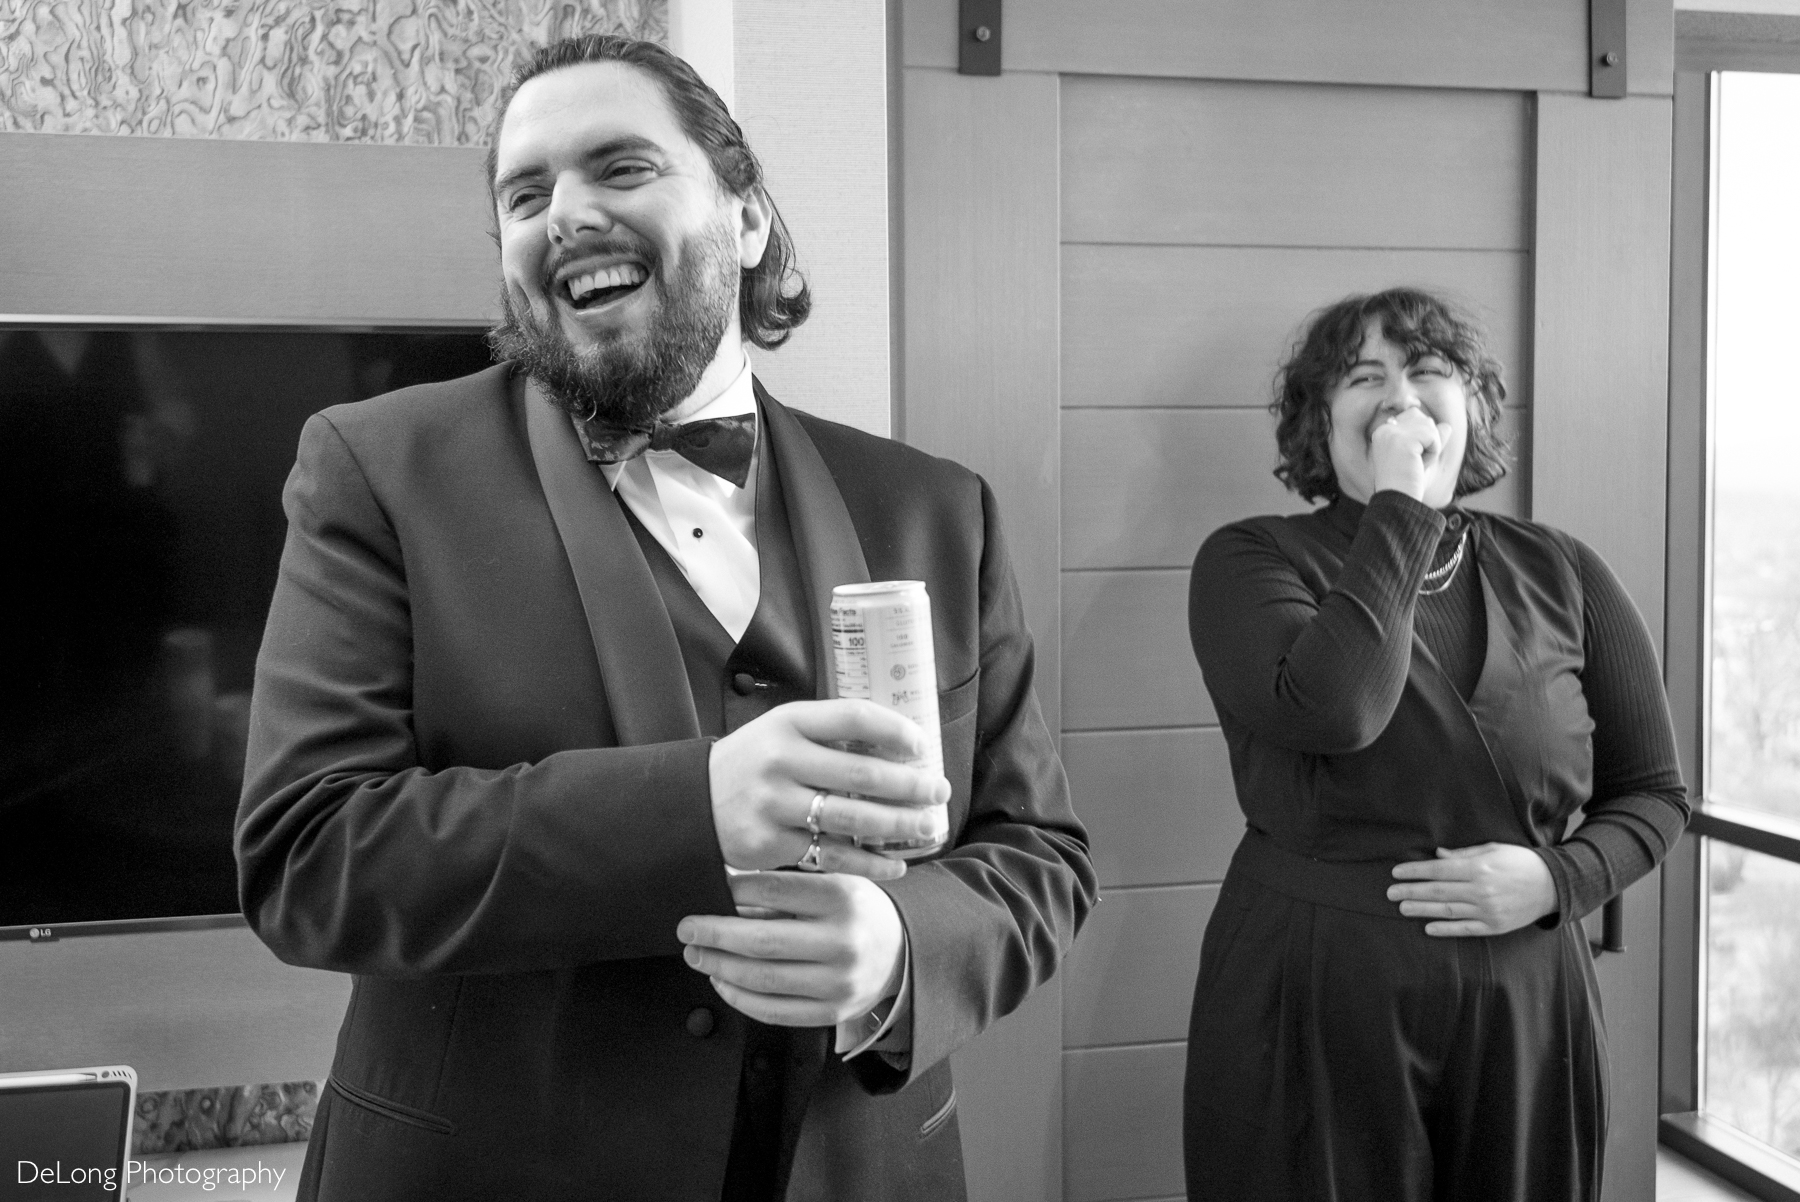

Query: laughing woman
1183 288 1688 1201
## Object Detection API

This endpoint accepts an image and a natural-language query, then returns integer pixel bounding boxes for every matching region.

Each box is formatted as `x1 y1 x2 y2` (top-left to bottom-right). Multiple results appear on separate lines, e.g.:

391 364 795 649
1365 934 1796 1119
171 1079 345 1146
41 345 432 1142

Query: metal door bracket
1591 0 1628 98
959 0 1001 76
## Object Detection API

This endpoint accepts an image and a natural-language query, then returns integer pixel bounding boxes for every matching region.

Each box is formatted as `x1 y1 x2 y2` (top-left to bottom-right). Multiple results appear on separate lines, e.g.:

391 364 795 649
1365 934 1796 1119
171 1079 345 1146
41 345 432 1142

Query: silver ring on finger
797 834 825 872
806 791 827 837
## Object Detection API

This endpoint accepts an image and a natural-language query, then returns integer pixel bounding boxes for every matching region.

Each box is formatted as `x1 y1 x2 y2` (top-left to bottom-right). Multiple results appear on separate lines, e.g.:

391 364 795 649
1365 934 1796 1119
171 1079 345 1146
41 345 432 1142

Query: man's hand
678 872 905 1027
709 699 950 882
1387 843 1557 936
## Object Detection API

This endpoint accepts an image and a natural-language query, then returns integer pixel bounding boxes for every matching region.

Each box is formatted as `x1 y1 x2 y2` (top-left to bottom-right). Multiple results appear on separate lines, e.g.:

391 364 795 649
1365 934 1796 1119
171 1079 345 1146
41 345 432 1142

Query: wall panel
1062 408 1302 571
903 0 1672 97
735 0 892 432
1531 92 1675 1202
1063 408 1528 571
902 68 1062 725
0 135 494 324
1063 570 1210 731
900 65 1066 1202
1061 78 1531 250
1063 245 1530 410
1533 95 1674 634
1063 885 1216 1048
1062 727 1241 889
1063 1043 1187 1202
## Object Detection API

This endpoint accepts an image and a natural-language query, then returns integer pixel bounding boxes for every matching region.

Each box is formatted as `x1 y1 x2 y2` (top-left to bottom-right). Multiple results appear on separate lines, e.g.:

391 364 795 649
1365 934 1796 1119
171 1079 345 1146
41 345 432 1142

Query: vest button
732 672 759 696
686 1007 716 1038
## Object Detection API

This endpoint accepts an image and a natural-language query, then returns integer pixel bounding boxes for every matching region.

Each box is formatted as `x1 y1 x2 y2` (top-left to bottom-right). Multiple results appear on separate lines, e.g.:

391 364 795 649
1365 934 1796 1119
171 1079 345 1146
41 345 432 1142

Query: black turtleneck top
1191 489 1689 927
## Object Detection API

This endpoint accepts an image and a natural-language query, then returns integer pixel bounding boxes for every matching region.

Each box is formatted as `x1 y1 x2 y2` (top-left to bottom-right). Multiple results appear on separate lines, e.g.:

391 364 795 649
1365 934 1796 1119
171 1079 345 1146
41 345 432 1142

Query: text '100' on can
830 581 949 859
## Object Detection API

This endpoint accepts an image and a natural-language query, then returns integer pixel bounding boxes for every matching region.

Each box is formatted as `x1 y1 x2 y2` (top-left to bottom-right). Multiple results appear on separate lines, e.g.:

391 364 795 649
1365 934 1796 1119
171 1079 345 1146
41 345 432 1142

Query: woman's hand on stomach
1387 843 1556 936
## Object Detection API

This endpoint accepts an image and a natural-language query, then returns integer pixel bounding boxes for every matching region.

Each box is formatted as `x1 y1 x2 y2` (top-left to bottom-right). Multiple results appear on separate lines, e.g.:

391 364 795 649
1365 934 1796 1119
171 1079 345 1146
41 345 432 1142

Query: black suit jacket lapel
756 381 871 698
522 377 702 745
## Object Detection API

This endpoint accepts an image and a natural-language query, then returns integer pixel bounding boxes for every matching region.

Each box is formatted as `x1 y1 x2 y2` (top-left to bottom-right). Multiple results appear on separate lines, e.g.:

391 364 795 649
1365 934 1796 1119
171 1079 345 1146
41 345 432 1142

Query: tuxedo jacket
236 365 1095 1201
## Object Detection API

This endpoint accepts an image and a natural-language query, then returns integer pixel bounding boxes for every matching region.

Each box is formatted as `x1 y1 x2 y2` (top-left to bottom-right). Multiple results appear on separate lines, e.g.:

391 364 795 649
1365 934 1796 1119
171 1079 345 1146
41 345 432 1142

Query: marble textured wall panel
0 0 666 144
134 1080 320 1154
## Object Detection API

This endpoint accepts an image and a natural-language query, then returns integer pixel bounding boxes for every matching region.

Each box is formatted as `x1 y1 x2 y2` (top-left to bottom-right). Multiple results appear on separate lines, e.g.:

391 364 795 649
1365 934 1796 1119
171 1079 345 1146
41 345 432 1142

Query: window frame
1661 25 1800 1198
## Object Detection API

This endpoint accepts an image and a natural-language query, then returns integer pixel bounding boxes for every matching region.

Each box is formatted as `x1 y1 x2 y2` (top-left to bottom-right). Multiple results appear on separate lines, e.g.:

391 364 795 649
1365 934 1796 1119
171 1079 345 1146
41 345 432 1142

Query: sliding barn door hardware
1591 0 1628 98
959 0 1001 76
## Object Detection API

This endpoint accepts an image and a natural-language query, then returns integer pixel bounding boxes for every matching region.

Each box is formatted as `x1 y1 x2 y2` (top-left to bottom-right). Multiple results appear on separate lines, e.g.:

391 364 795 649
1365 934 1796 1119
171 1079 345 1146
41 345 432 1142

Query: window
1663 64 1800 1200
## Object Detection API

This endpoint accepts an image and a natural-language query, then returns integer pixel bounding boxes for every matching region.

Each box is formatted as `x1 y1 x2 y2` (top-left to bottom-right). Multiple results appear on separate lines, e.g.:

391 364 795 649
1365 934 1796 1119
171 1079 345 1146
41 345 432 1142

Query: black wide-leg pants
1183 855 1609 1202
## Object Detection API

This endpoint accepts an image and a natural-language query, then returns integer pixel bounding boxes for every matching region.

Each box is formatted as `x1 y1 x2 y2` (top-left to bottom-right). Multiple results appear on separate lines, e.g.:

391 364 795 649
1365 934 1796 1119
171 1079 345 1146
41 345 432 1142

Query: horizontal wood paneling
903 0 1672 97
1063 570 1211 731
1063 727 1242 888
1063 885 1215 1048
0 133 494 324
1062 408 1302 570
1063 1042 1187 1202
1062 245 1530 410
1063 408 1527 570
1061 78 1531 250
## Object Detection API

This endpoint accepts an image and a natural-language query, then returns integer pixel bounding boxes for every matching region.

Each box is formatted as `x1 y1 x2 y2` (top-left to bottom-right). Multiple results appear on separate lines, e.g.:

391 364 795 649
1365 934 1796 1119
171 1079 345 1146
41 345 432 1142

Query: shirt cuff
835 928 913 1062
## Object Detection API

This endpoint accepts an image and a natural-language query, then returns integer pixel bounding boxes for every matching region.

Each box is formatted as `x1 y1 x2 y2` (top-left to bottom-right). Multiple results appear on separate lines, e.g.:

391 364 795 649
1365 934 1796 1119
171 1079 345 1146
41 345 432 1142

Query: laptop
0 1066 136 1201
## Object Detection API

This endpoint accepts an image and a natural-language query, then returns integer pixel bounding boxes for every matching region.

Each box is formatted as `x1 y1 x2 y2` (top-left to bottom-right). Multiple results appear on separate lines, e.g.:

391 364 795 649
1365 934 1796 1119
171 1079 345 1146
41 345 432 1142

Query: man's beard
489 219 740 429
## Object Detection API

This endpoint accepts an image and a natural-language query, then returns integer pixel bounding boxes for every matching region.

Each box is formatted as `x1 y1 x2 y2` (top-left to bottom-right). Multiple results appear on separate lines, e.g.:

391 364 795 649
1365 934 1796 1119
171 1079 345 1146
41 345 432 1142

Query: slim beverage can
830 581 949 859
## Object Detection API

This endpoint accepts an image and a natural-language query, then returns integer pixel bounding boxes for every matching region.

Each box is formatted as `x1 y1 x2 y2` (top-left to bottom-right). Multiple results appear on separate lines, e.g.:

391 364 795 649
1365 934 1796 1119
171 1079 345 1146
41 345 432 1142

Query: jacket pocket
936 672 980 836
327 1075 456 1135
919 1088 958 1140
937 670 980 724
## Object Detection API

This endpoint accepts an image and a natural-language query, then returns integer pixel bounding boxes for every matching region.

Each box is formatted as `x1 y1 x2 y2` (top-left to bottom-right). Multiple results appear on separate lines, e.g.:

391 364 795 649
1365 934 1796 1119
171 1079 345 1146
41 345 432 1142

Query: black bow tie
572 411 757 488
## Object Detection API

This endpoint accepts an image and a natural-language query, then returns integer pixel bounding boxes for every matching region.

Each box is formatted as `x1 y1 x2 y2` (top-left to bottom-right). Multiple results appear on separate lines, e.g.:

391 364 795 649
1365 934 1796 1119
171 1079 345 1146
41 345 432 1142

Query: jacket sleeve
854 477 1098 1092
235 413 734 978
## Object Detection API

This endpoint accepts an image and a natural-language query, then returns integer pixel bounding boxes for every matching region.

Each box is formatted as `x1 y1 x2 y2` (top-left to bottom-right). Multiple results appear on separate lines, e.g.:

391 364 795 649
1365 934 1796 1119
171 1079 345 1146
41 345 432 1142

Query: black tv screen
0 327 494 932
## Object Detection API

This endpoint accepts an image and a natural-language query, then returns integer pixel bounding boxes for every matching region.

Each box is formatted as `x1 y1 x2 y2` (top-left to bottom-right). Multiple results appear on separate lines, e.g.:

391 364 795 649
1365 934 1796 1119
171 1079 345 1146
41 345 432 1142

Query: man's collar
679 352 756 422
594 353 759 492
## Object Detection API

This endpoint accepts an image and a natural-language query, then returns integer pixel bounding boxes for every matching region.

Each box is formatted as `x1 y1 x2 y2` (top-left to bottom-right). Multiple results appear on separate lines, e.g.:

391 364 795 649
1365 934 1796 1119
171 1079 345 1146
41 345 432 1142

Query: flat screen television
0 326 495 936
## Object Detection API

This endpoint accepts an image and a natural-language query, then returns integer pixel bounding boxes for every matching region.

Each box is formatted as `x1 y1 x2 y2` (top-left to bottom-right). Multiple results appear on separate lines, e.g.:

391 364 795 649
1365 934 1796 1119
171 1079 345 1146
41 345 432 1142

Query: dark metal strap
959 0 1001 76
1592 0 1629 98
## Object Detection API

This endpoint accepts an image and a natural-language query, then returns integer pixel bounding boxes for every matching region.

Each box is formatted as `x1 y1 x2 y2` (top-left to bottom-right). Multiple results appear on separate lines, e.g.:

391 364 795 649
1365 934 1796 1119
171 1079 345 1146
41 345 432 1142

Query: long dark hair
486 35 811 349
1271 288 1510 503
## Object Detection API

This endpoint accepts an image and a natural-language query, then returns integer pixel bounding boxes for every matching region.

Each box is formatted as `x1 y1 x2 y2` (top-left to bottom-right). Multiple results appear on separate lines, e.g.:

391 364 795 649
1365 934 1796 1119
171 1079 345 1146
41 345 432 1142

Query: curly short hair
485 35 811 350
1271 288 1510 504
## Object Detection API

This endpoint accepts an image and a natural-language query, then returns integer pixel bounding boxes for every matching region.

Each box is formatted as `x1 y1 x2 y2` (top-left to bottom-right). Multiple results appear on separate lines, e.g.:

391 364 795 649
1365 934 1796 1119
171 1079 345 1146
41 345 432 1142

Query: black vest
1221 507 1596 917
623 453 817 738
618 437 824 1202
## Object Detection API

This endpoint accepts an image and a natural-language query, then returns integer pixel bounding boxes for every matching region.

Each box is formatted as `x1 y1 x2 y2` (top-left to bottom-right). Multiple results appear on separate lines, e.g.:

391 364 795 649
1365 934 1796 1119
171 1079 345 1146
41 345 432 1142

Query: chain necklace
1418 530 1468 597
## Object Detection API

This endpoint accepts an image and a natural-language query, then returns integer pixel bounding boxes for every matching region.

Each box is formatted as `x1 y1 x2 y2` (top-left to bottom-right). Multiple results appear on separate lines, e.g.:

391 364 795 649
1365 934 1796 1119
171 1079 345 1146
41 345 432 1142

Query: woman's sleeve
1535 540 1691 926
1188 491 1444 754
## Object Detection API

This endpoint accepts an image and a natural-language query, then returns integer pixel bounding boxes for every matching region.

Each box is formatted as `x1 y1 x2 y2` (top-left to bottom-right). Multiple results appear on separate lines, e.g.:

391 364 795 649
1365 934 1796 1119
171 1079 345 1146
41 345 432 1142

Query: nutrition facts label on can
830 608 872 701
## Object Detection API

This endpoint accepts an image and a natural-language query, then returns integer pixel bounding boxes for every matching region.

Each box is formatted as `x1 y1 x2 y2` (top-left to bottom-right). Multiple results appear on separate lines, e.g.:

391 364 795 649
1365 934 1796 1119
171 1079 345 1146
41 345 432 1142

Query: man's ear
737 186 774 270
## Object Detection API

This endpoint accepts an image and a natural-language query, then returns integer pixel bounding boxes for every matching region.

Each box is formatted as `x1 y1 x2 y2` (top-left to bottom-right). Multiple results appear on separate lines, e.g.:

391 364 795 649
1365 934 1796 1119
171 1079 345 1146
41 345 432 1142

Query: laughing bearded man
236 34 1094 1202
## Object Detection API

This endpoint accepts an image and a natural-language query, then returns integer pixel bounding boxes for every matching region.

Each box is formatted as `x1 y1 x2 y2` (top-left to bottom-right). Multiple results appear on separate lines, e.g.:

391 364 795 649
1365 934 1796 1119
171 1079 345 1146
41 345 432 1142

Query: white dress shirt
596 351 911 1061
599 356 762 642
